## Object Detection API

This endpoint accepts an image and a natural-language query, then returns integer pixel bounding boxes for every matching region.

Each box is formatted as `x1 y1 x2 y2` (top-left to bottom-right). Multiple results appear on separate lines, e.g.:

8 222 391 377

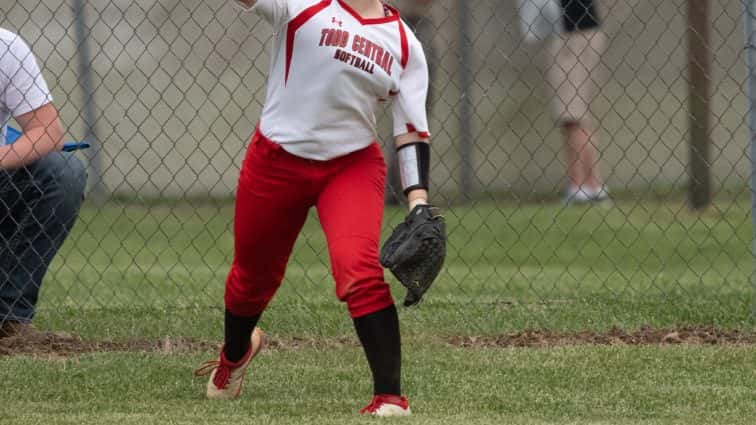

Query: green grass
3 198 756 424
2 346 755 424
36 198 755 340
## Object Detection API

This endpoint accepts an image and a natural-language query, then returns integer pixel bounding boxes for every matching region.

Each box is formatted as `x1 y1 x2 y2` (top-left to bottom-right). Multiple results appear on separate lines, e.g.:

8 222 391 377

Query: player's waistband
250 126 383 166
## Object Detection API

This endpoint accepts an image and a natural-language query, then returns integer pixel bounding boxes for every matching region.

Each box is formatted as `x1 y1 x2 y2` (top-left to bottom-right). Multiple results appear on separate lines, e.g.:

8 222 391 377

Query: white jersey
235 0 430 160
0 28 52 146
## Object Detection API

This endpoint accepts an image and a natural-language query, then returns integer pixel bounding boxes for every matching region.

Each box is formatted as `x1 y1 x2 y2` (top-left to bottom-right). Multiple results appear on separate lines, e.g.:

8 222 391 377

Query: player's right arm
231 0 288 27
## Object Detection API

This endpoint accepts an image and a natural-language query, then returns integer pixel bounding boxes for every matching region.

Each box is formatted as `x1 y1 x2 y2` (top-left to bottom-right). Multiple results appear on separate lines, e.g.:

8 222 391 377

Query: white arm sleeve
231 0 289 28
1 34 52 117
392 33 430 138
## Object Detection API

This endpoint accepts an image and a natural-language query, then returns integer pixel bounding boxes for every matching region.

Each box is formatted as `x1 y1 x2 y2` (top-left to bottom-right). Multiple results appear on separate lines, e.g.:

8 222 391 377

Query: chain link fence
1 0 754 339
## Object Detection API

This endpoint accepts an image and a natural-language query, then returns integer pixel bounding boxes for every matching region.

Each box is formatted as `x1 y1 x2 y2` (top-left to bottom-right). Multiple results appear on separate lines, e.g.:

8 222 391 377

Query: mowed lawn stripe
1 346 755 424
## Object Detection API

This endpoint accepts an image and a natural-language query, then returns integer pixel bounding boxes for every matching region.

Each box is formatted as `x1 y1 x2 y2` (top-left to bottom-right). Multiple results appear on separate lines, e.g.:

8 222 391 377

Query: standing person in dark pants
519 0 608 203
0 28 87 338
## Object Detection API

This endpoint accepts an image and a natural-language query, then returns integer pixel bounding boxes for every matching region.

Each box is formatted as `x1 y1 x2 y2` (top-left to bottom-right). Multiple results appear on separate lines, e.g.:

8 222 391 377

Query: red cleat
194 327 265 400
360 394 412 417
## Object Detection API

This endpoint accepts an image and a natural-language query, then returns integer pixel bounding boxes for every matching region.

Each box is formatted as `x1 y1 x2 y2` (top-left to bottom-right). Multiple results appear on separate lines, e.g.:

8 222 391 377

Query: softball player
195 0 431 416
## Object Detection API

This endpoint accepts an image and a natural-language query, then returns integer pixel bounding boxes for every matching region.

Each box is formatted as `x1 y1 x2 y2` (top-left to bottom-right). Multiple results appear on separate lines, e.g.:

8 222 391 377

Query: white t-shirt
0 28 52 146
235 0 430 160
518 0 563 43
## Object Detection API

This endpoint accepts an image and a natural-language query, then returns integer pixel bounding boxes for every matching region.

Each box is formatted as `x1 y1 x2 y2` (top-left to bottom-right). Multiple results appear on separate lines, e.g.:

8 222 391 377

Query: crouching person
0 28 86 337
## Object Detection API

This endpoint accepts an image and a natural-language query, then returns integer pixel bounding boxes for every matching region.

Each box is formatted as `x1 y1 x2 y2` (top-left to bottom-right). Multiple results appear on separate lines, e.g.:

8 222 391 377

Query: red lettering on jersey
333 32 394 76
321 28 351 49
373 45 384 64
379 51 389 74
325 28 334 46
352 35 362 53
320 29 329 46
359 37 367 55
346 33 396 76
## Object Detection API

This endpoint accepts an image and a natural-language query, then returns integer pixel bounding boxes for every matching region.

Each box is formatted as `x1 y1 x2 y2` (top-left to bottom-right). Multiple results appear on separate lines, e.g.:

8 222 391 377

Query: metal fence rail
1 0 754 337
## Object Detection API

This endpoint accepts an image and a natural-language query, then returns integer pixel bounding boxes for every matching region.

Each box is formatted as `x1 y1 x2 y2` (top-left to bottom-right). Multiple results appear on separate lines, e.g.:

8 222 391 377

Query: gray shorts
546 29 608 124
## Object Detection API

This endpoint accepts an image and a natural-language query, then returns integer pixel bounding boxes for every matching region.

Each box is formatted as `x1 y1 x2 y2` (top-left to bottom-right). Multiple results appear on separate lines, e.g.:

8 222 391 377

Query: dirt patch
3 326 755 357
0 331 360 357
263 335 359 350
0 331 219 357
448 326 756 348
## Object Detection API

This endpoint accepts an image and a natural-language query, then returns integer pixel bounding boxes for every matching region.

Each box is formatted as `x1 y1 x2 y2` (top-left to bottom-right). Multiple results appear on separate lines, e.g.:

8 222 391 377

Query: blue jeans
0 152 86 323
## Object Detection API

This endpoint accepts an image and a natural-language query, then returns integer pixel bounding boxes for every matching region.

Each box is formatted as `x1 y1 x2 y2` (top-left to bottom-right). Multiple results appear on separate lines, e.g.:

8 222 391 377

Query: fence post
72 0 105 202
744 0 756 321
457 0 473 201
687 0 712 209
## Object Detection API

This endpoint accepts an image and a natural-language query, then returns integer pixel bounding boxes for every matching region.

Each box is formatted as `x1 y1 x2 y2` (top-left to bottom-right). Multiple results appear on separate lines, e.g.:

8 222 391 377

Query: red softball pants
224 129 395 319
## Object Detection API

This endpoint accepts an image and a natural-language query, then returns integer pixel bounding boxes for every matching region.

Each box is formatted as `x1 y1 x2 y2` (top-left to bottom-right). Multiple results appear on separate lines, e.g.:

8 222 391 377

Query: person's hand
407 188 429 210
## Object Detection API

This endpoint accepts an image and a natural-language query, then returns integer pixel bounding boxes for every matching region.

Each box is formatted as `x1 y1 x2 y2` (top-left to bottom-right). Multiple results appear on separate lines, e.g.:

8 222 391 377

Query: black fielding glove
380 204 446 306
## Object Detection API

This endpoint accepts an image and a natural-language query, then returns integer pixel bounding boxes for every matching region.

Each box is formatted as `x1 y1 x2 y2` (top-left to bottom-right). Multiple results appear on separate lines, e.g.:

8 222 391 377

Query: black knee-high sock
223 310 260 363
353 305 401 395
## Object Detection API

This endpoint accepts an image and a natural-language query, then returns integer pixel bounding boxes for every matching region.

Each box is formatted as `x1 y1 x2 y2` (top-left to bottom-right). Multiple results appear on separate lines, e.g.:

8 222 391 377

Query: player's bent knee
328 239 381 280
224 267 282 316
327 238 393 317
343 281 395 319
336 274 394 319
